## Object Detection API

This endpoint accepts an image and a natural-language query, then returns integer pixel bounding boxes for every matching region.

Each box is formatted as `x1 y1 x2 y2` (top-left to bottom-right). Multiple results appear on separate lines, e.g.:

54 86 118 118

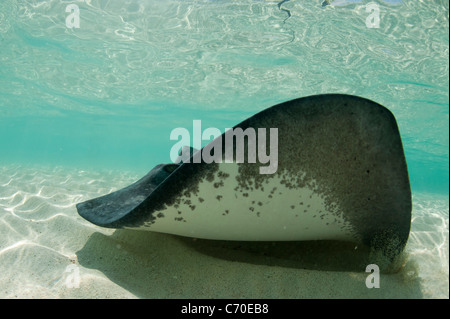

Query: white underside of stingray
143 164 353 241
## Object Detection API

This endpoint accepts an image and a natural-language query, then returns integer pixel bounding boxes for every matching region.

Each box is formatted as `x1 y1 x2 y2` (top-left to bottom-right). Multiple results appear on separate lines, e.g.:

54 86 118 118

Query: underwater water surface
0 0 448 299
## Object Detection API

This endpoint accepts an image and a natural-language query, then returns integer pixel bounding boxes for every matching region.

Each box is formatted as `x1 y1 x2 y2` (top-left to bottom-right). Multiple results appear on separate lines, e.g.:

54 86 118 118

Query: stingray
76 94 411 259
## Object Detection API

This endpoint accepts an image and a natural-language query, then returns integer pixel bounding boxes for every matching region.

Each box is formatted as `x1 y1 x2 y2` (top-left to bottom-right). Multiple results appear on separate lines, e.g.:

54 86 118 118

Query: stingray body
76 94 411 258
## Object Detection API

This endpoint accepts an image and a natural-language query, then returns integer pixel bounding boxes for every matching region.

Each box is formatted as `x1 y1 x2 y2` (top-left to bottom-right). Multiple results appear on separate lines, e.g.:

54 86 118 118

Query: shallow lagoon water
0 0 448 298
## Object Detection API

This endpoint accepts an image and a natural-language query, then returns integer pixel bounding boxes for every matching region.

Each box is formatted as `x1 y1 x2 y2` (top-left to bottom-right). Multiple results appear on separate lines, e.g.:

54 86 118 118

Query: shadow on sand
76 229 423 298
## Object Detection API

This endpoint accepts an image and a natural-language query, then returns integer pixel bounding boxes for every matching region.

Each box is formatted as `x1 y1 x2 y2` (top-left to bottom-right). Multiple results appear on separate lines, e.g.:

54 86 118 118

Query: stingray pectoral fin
76 164 178 227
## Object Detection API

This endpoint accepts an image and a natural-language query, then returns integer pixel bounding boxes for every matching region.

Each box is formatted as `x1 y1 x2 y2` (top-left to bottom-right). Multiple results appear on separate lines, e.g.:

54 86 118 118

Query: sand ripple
408 193 449 298
0 164 137 298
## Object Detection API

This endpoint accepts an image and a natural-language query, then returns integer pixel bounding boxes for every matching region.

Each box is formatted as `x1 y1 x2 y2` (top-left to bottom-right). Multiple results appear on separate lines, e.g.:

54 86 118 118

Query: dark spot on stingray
189 205 196 211
183 190 191 198
243 193 249 197
214 181 224 188
268 195 273 198
304 210 308 213
217 171 230 179
174 204 179 209
366 170 370 174
216 195 223 201
258 202 263 206
307 204 311 208
249 207 254 212
225 209 229 214
198 197 204 203
252 200 255 204
174 217 184 222
291 205 295 209
178 211 182 215
299 202 303 205
184 199 191 205
206 171 215 183
157 212 164 218
257 212 260 217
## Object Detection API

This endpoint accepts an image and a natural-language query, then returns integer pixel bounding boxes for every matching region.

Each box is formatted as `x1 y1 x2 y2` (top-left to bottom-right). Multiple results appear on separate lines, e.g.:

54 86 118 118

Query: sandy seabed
0 164 448 299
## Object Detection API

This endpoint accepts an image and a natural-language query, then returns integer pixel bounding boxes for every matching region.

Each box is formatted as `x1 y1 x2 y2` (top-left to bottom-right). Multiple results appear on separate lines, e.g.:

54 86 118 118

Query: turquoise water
0 0 448 194
0 0 449 299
